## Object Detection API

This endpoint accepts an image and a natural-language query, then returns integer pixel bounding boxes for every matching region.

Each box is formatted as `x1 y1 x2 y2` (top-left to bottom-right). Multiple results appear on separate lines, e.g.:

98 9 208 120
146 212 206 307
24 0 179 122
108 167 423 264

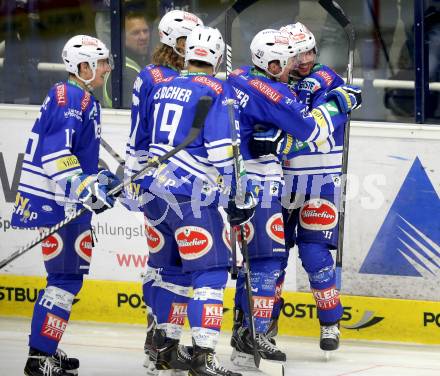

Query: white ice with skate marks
1 317 440 376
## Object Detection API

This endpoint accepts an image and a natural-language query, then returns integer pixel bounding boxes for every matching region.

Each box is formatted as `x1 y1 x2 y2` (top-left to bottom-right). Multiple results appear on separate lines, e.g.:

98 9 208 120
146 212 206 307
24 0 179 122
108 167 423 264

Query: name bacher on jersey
138 73 236 204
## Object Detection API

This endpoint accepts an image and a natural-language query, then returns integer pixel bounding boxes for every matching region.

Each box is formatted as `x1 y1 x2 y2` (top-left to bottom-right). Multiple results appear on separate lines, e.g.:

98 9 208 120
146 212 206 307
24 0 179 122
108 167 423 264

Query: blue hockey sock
142 266 157 319
188 268 228 349
241 258 282 334
152 269 191 340
298 242 343 325
29 273 83 355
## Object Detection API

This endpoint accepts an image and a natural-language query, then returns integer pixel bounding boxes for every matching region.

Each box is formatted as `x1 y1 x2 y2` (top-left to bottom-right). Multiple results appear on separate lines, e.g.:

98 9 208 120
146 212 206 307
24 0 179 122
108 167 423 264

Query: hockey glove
71 169 120 214
326 85 362 114
250 128 308 158
225 192 256 227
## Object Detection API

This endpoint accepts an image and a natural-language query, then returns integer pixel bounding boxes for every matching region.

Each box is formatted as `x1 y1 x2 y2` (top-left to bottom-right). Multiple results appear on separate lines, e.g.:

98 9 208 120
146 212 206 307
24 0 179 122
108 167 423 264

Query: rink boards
0 274 439 345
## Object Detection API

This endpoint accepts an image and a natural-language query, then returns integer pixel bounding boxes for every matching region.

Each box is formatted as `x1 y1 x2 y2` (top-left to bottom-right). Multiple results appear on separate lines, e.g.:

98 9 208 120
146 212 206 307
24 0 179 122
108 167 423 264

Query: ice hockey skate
143 313 156 370
189 345 242 376
265 316 280 346
152 329 192 375
320 323 340 360
24 353 71 376
230 307 244 348
230 326 286 368
52 348 80 375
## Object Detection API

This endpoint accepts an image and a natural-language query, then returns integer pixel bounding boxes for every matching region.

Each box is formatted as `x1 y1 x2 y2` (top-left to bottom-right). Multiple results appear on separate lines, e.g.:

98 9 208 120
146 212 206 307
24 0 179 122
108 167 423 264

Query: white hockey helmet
62 35 110 85
250 29 296 78
158 10 203 56
280 22 316 54
185 26 225 74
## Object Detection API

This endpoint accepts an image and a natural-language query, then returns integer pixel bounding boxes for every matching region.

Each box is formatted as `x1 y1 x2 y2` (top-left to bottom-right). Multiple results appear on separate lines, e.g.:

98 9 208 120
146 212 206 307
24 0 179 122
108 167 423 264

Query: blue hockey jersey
283 64 346 195
136 72 237 203
11 81 101 228
125 64 178 180
228 66 347 196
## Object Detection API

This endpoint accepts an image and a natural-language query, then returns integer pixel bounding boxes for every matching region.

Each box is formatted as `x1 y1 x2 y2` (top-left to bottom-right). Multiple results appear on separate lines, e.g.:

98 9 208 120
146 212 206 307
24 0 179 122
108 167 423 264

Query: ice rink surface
1 316 439 376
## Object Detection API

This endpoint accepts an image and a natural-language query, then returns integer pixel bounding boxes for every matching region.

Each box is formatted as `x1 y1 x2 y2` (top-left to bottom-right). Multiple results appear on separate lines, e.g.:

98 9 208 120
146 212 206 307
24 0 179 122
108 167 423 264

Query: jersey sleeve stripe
41 149 72 162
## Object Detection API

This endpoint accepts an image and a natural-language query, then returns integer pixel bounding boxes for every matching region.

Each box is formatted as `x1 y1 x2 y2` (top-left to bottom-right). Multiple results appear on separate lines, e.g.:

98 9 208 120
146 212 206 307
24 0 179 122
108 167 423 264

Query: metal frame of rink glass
0 96 213 270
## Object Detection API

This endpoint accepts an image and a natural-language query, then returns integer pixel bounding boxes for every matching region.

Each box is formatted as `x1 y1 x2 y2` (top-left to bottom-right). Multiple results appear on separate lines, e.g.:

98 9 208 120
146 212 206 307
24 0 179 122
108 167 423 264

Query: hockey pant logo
222 222 254 251
144 220 165 253
175 226 213 260
41 231 63 262
74 230 93 263
299 198 338 231
265 213 285 245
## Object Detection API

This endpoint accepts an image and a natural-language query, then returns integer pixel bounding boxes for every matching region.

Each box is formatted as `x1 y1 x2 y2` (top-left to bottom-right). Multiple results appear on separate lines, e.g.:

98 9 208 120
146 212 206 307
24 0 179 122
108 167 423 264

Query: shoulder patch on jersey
55 84 67 106
80 91 91 112
231 68 245 76
316 70 333 86
298 77 321 93
149 67 165 84
248 79 282 103
192 75 223 95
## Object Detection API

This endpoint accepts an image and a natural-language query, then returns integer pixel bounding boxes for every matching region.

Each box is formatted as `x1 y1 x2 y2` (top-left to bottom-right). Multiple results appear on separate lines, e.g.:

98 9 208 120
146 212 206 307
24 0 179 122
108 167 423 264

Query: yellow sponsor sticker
311 109 327 128
55 155 80 172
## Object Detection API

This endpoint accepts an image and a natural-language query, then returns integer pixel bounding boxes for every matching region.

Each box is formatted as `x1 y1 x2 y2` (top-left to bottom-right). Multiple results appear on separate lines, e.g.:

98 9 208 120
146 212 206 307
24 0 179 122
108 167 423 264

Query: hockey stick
100 137 125 167
225 0 259 76
319 0 355 290
230 224 238 280
0 96 212 270
226 100 284 376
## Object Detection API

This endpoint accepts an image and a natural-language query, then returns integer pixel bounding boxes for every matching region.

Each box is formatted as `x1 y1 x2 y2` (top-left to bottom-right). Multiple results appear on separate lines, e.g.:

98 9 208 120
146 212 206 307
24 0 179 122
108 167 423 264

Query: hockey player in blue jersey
123 10 203 371
281 22 361 352
137 25 247 376
249 22 362 353
10 35 118 376
227 28 360 367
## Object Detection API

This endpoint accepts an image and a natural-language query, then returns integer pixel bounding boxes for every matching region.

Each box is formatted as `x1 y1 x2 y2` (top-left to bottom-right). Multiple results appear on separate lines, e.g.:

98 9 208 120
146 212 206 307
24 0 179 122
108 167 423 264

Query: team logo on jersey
41 313 67 341
202 304 223 329
167 303 188 326
231 68 245 76
248 79 282 103
222 222 254 250
144 223 165 254
316 70 333 86
41 232 63 261
150 67 165 84
55 84 67 106
175 226 213 260
299 199 338 231
192 75 223 95
360 157 440 277
312 286 340 310
74 231 93 262
81 91 91 112
298 77 321 93
252 296 274 318
266 214 285 245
